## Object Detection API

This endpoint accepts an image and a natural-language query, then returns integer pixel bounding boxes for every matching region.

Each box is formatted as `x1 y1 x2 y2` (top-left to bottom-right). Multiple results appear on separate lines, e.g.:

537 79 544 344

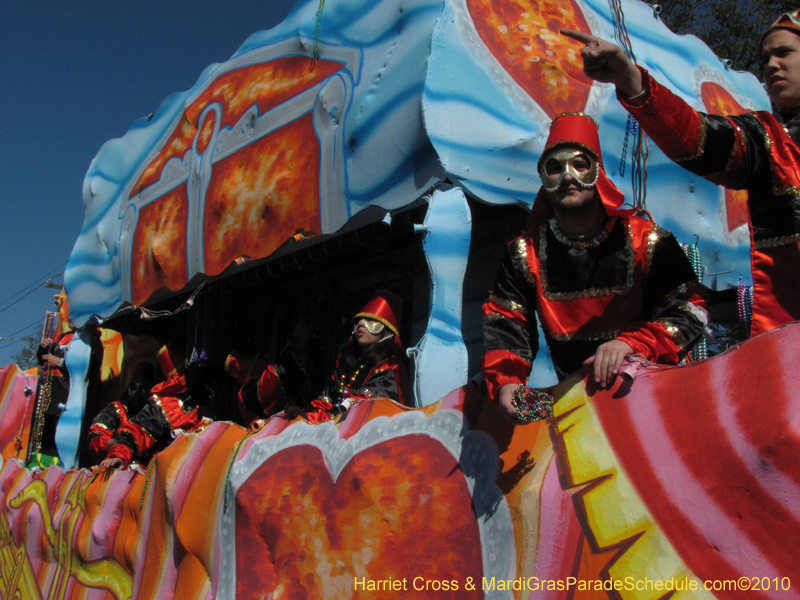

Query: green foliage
655 0 796 78
10 332 41 370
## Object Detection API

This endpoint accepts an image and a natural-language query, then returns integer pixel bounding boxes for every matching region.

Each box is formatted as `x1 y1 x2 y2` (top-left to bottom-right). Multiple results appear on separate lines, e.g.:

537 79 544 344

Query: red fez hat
355 290 403 346
157 344 185 379
224 350 270 386
538 112 604 170
529 112 627 229
761 10 800 46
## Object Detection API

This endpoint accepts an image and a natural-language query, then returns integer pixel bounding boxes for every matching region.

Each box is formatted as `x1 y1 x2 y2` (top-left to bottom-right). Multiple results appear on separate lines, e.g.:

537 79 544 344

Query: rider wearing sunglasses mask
307 291 411 421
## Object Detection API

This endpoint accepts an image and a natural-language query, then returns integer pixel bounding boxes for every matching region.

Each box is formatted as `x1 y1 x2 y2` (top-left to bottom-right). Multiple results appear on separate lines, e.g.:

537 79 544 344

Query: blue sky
0 0 298 366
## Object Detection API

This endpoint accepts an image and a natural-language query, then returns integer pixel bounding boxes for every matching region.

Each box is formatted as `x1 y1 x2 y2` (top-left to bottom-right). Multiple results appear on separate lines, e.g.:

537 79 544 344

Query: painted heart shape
221 410 513 598
465 0 593 118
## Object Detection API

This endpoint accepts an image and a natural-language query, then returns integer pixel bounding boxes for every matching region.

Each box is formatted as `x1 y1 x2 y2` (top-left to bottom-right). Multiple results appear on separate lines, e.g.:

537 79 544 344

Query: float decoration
15 0 793 597
3 322 800 597
66 0 768 329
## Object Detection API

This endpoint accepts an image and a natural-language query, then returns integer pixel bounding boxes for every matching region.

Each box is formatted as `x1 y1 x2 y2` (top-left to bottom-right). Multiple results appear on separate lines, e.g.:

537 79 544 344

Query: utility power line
0 261 67 310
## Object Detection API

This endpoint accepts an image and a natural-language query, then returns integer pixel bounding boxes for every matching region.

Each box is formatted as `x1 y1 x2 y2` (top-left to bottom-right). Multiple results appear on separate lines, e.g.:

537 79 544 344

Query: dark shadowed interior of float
73 197 530 468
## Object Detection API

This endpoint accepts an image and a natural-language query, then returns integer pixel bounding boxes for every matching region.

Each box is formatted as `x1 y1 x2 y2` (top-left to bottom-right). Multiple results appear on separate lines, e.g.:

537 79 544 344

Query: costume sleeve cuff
88 427 113 459
618 66 704 160
118 421 158 455
616 66 650 107
617 322 681 366
106 442 134 467
480 350 532 402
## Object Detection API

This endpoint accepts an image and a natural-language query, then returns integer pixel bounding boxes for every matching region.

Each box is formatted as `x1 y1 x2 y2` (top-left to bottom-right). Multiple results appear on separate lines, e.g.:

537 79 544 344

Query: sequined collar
548 216 616 249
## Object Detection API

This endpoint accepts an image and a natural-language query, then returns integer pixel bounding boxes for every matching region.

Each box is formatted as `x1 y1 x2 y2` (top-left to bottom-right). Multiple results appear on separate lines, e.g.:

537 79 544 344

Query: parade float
1 0 797 598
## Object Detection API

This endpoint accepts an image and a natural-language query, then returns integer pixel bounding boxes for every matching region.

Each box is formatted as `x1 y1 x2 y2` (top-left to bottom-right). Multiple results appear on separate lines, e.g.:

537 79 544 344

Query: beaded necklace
336 363 367 404
548 217 615 249
737 284 753 341
680 241 708 361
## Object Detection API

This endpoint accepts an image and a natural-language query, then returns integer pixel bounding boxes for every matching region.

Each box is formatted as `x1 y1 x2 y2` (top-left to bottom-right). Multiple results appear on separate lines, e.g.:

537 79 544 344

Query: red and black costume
87 382 150 460
619 18 800 337
317 354 409 408
104 346 211 467
225 332 311 426
308 292 411 422
481 113 707 395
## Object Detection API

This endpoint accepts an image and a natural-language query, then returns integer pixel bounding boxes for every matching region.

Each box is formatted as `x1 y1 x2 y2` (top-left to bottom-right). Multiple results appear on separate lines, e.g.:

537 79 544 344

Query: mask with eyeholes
539 147 599 193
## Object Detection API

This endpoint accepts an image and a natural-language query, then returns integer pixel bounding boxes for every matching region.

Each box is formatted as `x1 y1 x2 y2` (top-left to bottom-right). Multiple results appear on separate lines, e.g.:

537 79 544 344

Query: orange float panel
131 57 343 197
131 186 189 304
466 0 593 118
203 113 322 276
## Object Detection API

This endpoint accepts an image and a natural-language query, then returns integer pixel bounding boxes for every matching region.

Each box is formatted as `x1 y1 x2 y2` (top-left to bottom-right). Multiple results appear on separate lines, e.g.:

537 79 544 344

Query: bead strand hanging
681 241 708 361
336 363 366 404
737 283 753 341
609 0 650 213
310 0 326 72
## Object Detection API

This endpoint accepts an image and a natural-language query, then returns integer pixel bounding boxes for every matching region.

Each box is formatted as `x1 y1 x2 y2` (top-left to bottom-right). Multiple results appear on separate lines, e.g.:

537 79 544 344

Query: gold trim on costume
552 112 600 128
756 113 773 152
663 282 689 303
751 113 800 198
675 113 708 163
487 294 527 315
548 217 615 249
700 119 751 186
644 223 666 272
539 220 635 301
111 402 124 419
157 346 178 378
137 421 159 444
484 312 512 323
150 395 172 426
538 141 602 168
726 123 746 174
754 232 800 249
770 181 800 197
772 185 800 198
176 395 197 415
354 312 399 338
92 422 111 431
510 238 536 288
655 319 687 348
554 364 570 379
489 350 534 368
516 355 533 367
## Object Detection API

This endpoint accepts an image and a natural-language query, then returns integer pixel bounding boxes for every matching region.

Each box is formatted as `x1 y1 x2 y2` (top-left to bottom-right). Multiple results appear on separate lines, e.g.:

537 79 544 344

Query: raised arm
561 28 768 193
560 29 643 96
